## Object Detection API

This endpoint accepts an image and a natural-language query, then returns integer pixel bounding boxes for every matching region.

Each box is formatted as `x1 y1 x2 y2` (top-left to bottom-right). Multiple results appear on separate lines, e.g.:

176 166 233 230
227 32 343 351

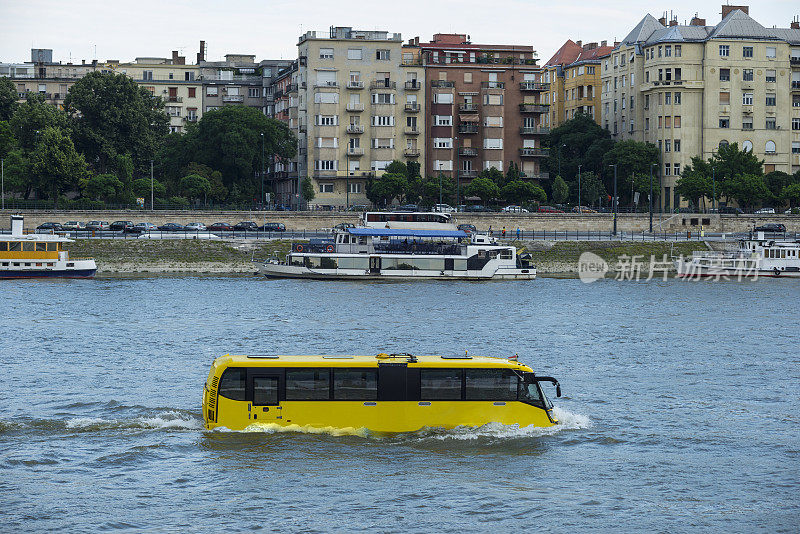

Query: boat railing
373 242 466 255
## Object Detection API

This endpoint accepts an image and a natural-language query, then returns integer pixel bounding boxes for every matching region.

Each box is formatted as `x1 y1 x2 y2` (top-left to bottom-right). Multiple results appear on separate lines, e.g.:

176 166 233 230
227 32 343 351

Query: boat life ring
774 267 781 276
326 244 334 252
295 244 304 252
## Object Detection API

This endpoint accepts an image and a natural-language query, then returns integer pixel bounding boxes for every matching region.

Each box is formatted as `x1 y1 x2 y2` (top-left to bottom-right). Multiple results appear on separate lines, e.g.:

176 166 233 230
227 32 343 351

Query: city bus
202 353 561 432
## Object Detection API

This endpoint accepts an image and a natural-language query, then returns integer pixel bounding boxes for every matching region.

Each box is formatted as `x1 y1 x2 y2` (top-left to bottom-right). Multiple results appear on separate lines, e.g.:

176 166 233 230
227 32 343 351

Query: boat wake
0 408 203 436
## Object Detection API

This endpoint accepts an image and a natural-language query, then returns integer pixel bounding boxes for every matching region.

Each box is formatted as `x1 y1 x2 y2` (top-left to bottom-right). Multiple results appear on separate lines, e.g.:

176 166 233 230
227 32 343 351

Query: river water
1 275 798 532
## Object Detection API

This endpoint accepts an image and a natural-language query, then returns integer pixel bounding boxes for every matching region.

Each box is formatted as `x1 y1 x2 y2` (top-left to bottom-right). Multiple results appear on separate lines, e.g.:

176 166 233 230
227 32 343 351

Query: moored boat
0 215 97 279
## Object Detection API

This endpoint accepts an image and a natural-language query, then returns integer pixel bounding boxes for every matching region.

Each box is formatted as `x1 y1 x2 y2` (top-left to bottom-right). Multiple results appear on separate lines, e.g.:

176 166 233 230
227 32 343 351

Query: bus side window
420 369 462 400
465 369 517 401
218 368 246 401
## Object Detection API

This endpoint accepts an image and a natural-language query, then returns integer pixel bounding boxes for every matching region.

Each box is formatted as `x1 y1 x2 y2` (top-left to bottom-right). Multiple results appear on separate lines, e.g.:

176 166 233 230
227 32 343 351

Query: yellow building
544 40 612 128
602 7 800 210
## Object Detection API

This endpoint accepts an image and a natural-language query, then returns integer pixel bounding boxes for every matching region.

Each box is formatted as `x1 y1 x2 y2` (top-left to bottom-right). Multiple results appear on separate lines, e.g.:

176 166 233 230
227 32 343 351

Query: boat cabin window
0 242 7 252
465 369 518 400
499 249 513 260
333 369 377 400
286 369 330 400
253 376 279 405
22 242 35 252
420 369 462 400
519 375 551 409
9 242 21 251
218 368 246 401
36 243 47 251
47 243 58 251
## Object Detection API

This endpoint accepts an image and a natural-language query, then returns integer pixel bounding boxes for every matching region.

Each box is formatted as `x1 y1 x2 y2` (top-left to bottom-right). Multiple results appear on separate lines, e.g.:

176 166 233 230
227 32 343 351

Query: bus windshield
520 375 553 409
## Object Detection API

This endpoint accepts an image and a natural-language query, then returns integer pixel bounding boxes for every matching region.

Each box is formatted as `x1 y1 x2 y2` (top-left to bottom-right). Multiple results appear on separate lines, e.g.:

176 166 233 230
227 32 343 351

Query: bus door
248 371 283 423
369 256 381 274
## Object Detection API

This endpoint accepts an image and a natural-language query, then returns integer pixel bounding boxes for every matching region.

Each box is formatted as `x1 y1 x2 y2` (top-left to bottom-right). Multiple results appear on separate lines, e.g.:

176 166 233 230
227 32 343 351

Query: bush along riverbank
66 238 710 275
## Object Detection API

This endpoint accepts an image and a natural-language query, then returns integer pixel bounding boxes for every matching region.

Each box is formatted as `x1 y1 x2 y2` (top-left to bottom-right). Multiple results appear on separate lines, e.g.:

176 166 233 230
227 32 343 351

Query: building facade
416 33 546 197
296 27 426 208
545 40 613 127
602 6 800 210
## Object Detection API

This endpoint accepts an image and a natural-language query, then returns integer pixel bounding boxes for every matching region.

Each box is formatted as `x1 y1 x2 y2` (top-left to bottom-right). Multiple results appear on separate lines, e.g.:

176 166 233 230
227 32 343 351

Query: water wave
0 409 202 436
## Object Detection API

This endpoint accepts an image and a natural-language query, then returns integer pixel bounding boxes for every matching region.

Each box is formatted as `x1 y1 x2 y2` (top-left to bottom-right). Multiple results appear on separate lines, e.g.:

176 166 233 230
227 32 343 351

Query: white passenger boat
675 232 800 279
1 215 97 279
258 212 535 280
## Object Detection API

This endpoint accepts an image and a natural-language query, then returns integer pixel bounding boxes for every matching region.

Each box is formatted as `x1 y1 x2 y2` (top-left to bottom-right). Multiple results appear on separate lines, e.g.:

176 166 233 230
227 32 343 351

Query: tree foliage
723 173 771 209
0 77 18 121
81 173 124 202
464 176 500 204
28 127 87 204
552 175 569 204
575 171 606 206
300 177 315 203
546 113 613 182
366 173 408 206
501 180 546 205
10 93 69 150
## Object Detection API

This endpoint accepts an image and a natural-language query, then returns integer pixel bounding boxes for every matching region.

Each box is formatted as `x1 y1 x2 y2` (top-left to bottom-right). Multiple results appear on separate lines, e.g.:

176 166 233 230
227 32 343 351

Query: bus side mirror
556 384 561 397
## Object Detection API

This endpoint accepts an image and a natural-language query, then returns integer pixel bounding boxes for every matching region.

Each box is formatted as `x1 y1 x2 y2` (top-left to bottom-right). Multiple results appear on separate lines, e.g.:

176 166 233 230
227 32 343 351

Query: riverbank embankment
66 239 710 275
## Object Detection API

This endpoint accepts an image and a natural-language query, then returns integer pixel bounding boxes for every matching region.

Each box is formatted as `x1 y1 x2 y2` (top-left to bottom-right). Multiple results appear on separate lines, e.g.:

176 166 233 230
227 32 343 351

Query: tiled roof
569 45 614 66
545 40 583 67
622 14 664 45
710 9 774 39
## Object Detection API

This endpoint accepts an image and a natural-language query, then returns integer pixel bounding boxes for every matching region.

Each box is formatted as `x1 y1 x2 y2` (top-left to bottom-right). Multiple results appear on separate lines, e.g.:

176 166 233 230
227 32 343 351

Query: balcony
431 80 455 88
222 95 244 102
404 126 420 135
458 170 478 178
404 81 421 90
520 81 549 91
458 123 478 134
186 115 198 123
287 83 298 93
791 57 800 65
404 103 420 112
459 103 479 112
526 172 550 180
370 80 396 90
346 103 365 112
520 147 550 157
314 81 339 88
346 125 364 134
519 104 549 113
346 81 364 89
458 147 478 157
481 81 505 89
520 126 550 135
403 148 420 157
167 96 183 103
347 147 364 156
793 81 800 90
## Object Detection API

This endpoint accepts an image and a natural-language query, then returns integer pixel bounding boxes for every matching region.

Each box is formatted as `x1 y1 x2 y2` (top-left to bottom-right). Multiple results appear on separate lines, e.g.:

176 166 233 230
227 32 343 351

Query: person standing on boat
489 225 493 236
516 227 520 240
502 227 506 238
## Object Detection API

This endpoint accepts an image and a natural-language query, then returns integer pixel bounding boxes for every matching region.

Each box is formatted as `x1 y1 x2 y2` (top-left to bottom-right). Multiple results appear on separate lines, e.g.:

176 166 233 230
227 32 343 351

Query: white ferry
675 232 800 279
258 212 535 280
1 215 97 279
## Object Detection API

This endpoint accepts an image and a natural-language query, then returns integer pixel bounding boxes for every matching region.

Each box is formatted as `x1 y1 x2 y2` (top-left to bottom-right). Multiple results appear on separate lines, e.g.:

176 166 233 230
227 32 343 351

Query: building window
742 93 753 105
371 138 394 149
434 92 454 104
765 141 776 154
434 115 452 126
766 70 776 83
742 117 753 130
743 140 753 152
376 49 390 60
249 87 261 98
743 69 753 81
674 116 681 128
319 48 334 59
674 140 681 152
142 70 153 81
719 92 730 105
206 87 218 96
665 45 672 57
766 47 776 59
766 118 777 130
348 182 362 194
645 117 650 130
674 163 680 175
372 115 394 126
434 138 453 149
792 141 800 154
347 48 362 60
675 45 682 57
665 92 672 105
483 138 503 149
719 69 730 82
188 87 196 98
743 46 753 58
319 182 334 193
719 117 730 128
766 93 776 106
719 45 729 57
665 139 671 152
665 164 670 176
674 92 681 105
315 160 337 171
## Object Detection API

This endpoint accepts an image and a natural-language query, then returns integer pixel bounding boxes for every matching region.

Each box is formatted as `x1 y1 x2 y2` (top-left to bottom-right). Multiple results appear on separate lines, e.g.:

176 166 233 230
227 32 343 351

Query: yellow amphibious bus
202 353 561 432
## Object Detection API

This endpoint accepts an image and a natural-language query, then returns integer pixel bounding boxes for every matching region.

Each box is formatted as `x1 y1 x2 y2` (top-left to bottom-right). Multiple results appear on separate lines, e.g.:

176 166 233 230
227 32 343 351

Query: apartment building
272 61 301 207
296 26 425 208
416 33 546 192
602 6 800 210
544 40 613 127
116 51 201 133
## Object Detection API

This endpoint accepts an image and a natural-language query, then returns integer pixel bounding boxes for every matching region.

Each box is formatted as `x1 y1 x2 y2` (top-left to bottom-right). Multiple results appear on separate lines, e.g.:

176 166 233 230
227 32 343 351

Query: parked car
62 221 86 231
207 222 233 232
86 221 110 230
36 222 63 231
754 207 776 214
233 221 259 231
754 223 787 233
433 204 456 213
260 222 286 232
158 223 184 232
347 204 368 212
110 220 135 231
396 204 419 212
133 222 157 232
501 205 529 213
184 222 207 231
538 206 565 213
571 206 597 214
464 205 488 212
719 206 744 215
457 223 477 234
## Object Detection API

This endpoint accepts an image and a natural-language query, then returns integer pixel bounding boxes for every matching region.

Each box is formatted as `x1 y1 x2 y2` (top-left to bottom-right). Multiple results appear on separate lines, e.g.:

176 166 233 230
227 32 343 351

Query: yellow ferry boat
202 353 561 432
1 215 96 279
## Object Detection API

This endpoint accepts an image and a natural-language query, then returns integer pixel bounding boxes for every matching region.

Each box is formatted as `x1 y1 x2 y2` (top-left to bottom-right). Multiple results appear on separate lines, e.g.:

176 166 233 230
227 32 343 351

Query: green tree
0 77 18 121
505 161 521 185
478 166 504 184
418 174 455 207
724 173 771 209
763 171 793 206
179 173 211 204
366 173 408 206
81 173 124 202
675 171 712 211
0 121 16 158
710 142 764 184
602 140 660 204
64 71 169 173
29 127 87 205
0 149 28 195
300 177 315 203
552 175 569 204
502 180 546 205
546 112 613 181
405 160 421 180
575 171 607 207
10 93 69 151
464 176 500 206
132 177 166 199
782 183 800 210
385 160 407 176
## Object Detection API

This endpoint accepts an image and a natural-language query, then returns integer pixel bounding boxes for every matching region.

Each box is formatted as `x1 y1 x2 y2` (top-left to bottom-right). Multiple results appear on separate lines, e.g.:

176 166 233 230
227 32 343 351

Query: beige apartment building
296 27 426 208
602 6 800 211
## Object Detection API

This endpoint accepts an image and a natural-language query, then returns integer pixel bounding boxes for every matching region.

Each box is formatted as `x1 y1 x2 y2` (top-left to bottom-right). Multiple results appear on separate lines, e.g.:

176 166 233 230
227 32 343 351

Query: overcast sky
1 0 797 65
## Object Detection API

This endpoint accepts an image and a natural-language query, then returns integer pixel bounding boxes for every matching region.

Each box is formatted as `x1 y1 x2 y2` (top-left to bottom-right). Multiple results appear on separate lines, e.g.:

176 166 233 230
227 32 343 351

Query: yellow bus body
203 354 559 433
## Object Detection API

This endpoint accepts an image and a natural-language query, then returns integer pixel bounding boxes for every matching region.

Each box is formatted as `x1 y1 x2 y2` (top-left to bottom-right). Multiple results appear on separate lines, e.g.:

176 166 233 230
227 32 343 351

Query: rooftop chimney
791 17 799 29
584 42 598 50
601 40 608 47
658 16 667 26
721 5 749 19
197 40 206 64
669 18 678 26
690 14 707 26
576 40 582 48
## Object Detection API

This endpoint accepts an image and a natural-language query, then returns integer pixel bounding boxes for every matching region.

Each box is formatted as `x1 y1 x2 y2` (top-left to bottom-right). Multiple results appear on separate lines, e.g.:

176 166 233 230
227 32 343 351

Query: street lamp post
577 164 582 214
609 164 618 235
260 133 265 210
649 163 657 233
150 160 154 210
